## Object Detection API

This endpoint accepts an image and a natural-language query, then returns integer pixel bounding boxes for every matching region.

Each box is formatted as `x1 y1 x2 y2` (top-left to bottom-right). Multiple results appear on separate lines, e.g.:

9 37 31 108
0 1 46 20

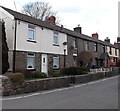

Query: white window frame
53 56 59 69
94 43 97 52
27 53 35 69
72 38 77 49
115 49 117 56
28 24 35 41
103 45 106 53
53 31 59 45
84 41 89 51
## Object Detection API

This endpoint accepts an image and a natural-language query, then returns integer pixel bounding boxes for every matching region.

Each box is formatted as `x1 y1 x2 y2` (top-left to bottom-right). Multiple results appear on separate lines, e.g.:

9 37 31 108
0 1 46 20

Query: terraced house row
0 6 120 75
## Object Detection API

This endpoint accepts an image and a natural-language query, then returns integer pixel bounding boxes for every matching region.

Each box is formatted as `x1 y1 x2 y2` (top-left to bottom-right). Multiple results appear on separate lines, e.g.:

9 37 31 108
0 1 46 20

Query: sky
0 0 119 44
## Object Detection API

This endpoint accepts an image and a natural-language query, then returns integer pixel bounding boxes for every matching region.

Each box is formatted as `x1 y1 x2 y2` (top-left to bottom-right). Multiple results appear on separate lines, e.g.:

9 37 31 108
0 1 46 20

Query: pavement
2 76 119 109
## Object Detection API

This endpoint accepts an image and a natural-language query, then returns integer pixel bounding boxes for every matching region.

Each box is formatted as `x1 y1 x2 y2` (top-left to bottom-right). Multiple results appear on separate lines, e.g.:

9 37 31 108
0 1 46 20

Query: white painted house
0 6 67 74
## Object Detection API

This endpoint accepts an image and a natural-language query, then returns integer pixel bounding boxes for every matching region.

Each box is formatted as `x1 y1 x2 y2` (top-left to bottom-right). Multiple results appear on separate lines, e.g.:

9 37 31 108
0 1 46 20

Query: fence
90 67 118 73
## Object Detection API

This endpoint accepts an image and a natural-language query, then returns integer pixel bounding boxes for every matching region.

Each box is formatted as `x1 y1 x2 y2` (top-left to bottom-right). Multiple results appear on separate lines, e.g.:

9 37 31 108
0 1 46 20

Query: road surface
2 76 119 109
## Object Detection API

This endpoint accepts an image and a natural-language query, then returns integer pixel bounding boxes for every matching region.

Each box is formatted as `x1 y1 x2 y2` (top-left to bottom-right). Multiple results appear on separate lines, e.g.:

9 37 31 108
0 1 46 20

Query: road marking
2 76 118 101
2 96 23 101
41 89 58 94
23 93 40 98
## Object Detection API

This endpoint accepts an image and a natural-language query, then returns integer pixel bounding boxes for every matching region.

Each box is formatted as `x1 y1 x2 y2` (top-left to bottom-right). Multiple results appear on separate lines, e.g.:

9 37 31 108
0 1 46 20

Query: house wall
106 46 119 57
16 21 67 55
66 35 78 68
15 51 65 75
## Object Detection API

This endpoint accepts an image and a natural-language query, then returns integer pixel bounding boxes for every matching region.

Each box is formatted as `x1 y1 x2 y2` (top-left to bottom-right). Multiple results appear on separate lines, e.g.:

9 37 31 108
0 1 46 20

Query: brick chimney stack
74 25 82 34
104 37 110 43
46 16 56 24
114 42 118 46
92 33 99 39
117 37 120 43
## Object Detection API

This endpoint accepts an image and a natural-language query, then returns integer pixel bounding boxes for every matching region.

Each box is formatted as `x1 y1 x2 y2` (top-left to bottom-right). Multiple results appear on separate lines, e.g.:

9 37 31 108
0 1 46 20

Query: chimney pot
46 16 56 24
92 33 99 39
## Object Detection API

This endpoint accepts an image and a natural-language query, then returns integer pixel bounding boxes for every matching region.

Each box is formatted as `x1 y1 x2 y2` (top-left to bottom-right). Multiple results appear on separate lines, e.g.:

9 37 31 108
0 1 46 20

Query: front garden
6 67 89 83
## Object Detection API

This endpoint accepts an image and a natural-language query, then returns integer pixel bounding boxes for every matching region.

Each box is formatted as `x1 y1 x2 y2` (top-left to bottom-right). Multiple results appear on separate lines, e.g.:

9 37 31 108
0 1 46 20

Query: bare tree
22 1 59 22
78 51 94 68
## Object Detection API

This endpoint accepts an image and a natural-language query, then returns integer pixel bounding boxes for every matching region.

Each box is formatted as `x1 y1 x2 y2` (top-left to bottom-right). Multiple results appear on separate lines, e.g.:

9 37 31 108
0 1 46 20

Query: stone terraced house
0 6 120 75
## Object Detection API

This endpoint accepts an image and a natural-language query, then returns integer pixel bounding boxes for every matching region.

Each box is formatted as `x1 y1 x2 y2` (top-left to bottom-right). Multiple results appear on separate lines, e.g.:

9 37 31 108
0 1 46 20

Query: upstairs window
110 47 112 55
115 49 117 56
27 53 35 69
28 25 35 41
84 41 89 51
72 38 77 49
103 45 106 53
53 31 59 45
94 43 98 52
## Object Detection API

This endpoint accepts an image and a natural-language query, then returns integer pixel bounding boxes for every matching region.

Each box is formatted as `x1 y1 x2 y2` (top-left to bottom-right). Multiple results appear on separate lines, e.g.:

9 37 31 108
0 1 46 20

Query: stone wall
15 51 65 76
2 76 71 96
1 68 119 96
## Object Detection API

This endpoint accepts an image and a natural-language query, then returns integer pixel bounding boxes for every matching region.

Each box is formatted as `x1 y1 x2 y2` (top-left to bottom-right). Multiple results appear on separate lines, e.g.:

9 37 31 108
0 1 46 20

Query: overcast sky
0 0 119 44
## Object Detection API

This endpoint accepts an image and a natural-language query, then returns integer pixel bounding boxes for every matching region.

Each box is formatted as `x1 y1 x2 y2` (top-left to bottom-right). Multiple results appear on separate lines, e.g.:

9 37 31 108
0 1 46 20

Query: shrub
61 67 89 76
16 69 34 79
60 67 69 76
8 73 25 83
34 72 48 78
52 71 62 77
68 67 79 75
78 67 89 74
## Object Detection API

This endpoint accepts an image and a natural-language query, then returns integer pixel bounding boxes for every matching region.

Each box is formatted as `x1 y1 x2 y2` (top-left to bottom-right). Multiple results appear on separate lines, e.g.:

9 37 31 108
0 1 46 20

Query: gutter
12 18 17 73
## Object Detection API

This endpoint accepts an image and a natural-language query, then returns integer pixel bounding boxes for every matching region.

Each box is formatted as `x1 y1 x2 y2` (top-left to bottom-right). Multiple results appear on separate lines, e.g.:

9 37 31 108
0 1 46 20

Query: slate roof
1 6 119 49
99 53 110 60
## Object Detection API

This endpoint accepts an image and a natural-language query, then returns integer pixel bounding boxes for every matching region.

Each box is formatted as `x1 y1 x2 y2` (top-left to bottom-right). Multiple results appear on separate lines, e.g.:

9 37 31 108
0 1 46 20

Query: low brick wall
1 68 120 96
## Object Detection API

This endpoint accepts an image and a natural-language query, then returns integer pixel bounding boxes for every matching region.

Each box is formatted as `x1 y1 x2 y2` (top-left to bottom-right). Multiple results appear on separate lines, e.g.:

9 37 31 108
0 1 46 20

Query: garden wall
1 68 120 96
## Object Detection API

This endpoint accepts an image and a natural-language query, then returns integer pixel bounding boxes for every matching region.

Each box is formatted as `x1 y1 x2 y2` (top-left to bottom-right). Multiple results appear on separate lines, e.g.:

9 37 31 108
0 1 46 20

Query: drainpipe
64 49 66 67
12 19 17 73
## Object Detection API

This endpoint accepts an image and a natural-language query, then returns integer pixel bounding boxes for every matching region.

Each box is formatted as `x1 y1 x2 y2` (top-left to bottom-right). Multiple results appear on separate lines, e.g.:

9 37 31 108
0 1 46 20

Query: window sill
74 48 77 50
27 68 36 71
53 44 60 47
53 68 60 70
27 40 37 43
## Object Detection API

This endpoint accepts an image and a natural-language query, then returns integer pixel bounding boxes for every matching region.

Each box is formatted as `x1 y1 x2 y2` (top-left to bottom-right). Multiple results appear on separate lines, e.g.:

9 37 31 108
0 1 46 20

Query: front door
41 54 48 74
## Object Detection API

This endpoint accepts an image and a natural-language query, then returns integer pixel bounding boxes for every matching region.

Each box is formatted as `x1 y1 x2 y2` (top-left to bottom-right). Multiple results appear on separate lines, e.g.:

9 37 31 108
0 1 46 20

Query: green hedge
34 72 48 78
60 67 89 76
52 71 63 77
8 73 25 83
16 69 34 79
